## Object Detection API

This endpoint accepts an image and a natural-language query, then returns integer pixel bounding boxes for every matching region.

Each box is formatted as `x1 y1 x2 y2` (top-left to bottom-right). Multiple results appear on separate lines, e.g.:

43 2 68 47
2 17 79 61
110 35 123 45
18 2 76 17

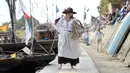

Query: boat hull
0 40 58 54
0 40 58 73
0 55 56 73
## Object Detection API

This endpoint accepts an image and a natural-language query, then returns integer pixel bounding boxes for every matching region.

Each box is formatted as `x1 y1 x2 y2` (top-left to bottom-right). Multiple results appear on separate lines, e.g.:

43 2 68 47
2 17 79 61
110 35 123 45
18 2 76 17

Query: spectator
96 29 104 52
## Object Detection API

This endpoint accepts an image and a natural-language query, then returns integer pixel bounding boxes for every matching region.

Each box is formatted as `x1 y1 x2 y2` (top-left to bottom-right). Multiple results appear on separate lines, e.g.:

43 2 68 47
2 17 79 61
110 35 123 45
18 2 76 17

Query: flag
25 20 31 45
0 24 8 33
18 0 31 45
84 12 86 20
18 0 31 18
87 8 89 12
16 0 24 20
56 5 59 13
83 6 89 20
23 12 30 18
10 53 16 58
22 47 32 55
84 6 86 20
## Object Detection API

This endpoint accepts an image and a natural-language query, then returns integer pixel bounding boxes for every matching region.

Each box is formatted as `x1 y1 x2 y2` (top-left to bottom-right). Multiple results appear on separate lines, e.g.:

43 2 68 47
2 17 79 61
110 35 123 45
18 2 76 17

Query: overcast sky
0 0 100 25
56 0 100 23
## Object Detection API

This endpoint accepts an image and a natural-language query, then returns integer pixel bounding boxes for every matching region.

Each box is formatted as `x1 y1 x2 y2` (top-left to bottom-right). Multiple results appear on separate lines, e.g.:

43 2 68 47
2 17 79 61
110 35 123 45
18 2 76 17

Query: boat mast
52 2 54 23
55 0 58 18
6 0 16 43
29 0 35 55
46 0 49 23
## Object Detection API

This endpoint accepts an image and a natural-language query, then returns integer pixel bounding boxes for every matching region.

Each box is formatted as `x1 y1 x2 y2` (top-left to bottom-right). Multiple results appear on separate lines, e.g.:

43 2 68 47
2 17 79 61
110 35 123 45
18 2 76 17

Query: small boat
0 25 58 73
0 26 58 73
0 0 58 73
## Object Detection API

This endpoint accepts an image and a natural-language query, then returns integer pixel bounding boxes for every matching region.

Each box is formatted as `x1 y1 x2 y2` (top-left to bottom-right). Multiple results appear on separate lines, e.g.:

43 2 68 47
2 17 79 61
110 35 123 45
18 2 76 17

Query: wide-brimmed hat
62 7 77 14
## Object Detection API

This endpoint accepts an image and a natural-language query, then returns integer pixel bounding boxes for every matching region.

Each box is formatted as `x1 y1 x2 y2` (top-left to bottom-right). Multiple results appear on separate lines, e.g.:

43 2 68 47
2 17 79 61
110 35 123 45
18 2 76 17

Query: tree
99 0 122 15
99 0 109 15
15 16 39 30
109 0 122 4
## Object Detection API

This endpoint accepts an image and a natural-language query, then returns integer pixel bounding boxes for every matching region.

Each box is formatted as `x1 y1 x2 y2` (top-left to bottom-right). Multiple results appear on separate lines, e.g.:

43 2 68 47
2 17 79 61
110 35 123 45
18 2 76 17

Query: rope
49 32 57 54
36 40 49 54
71 19 84 40
49 16 63 54
67 19 72 51
32 0 51 22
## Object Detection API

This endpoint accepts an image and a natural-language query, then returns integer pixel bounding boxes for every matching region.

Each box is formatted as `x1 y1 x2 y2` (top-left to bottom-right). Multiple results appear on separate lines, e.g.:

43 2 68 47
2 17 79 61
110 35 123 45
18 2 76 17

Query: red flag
23 12 30 18
19 0 31 18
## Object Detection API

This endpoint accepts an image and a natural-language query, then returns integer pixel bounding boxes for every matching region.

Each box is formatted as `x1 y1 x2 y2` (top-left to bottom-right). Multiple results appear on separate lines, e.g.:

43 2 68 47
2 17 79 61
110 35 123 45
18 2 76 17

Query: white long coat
55 16 81 59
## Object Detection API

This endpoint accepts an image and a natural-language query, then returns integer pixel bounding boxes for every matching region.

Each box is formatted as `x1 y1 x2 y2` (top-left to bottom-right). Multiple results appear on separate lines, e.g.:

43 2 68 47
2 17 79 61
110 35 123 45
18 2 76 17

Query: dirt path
81 22 130 73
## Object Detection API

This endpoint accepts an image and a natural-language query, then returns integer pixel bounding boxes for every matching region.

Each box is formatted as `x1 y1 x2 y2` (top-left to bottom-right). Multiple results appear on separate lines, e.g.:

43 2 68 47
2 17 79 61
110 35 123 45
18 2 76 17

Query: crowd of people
54 1 130 69
83 15 106 51
83 1 130 52
106 1 130 25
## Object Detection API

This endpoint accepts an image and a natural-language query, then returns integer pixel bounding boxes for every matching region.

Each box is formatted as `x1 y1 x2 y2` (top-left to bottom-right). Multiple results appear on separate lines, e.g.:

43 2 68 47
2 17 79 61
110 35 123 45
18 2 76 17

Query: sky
0 0 101 25
56 0 101 23
0 0 10 25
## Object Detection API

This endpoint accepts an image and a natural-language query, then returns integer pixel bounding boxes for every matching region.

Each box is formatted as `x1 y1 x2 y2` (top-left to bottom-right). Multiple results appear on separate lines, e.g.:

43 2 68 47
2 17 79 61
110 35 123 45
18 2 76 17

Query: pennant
19 0 31 18
84 12 86 20
0 24 8 33
10 53 16 58
16 0 24 20
56 5 59 13
87 8 89 12
23 12 30 18
18 0 32 45
22 47 32 55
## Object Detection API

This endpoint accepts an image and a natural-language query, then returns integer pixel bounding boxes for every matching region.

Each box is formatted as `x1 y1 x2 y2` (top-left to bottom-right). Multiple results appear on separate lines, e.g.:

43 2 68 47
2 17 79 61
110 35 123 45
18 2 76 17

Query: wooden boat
0 0 58 73
0 30 58 73
0 54 56 73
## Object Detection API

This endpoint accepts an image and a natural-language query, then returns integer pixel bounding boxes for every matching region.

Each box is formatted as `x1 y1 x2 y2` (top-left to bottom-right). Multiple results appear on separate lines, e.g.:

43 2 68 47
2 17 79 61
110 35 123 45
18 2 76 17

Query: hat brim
62 11 77 14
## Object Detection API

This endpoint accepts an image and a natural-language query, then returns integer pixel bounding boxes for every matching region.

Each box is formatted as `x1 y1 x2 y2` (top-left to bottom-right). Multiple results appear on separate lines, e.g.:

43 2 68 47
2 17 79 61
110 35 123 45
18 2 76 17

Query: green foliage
99 0 122 15
15 16 39 38
16 30 25 39
109 0 122 4
15 16 25 30
99 0 109 15
15 16 39 30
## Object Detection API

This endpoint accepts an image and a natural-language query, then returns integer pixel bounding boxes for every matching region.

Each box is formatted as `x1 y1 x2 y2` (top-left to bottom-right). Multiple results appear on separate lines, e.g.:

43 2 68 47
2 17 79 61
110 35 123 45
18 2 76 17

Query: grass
16 30 25 39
